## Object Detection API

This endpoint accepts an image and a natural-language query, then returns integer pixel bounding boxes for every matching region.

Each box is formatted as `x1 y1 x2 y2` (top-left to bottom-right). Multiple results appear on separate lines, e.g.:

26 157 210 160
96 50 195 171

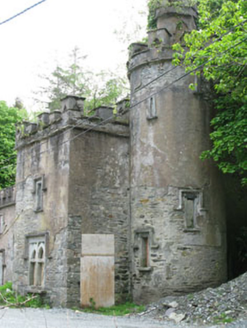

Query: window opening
35 180 43 211
183 192 198 229
0 215 4 234
0 252 4 285
28 239 45 287
147 96 157 120
141 236 149 267
32 175 46 212
37 246 44 286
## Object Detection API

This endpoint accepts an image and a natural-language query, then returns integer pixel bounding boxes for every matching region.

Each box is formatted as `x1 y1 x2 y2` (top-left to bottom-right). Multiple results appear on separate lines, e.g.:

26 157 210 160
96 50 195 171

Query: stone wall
128 3 227 304
13 128 71 306
1 96 131 306
0 1 231 305
0 186 15 208
68 126 130 303
0 188 16 285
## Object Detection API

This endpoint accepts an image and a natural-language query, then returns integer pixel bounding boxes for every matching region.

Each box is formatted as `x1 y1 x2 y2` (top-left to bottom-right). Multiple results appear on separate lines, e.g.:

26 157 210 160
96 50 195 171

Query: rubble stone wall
128 4 227 304
0 199 16 285
68 128 130 302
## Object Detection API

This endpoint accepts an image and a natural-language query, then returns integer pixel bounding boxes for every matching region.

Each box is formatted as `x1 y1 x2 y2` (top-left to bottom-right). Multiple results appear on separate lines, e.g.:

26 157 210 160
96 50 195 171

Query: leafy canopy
173 0 247 185
36 47 128 113
0 101 27 189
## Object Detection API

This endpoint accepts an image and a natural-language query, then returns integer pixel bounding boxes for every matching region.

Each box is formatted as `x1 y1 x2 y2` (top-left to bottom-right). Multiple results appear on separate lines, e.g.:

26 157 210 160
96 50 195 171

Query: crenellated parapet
16 96 130 149
128 0 197 74
0 186 16 208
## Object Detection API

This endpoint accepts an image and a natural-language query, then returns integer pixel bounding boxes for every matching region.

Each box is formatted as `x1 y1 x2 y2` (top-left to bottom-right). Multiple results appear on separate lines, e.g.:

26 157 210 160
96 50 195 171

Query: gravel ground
0 273 246 328
140 272 247 326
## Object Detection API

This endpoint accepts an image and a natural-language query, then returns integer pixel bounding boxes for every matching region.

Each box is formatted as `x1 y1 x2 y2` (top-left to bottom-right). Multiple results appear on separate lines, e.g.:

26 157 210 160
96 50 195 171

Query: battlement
128 0 197 73
16 96 130 149
0 186 16 208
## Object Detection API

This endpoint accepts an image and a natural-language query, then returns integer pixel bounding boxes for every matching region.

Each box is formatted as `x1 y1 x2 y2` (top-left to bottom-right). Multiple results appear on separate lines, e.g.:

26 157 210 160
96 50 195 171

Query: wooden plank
81 234 114 256
81 234 115 308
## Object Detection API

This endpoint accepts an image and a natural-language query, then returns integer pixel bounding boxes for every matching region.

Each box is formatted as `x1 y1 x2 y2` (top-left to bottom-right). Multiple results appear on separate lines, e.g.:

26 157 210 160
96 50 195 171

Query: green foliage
85 73 128 112
0 281 12 292
89 297 96 309
147 0 162 29
0 282 48 308
76 302 145 316
172 0 247 185
0 101 28 189
213 312 234 324
36 47 128 113
147 0 197 29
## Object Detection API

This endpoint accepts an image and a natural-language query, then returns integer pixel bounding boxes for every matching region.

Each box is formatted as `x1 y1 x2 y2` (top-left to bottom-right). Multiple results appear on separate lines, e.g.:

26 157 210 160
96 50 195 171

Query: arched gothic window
28 239 45 287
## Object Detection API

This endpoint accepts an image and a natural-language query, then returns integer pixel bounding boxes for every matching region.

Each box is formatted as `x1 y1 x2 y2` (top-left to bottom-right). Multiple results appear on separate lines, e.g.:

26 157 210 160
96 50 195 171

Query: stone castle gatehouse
0 1 227 307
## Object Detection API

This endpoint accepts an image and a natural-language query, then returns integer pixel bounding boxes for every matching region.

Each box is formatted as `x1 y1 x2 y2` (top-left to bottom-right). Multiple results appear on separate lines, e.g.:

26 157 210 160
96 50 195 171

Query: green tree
173 0 247 185
36 47 128 113
36 47 92 111
85 72 128 112
0 101 27 189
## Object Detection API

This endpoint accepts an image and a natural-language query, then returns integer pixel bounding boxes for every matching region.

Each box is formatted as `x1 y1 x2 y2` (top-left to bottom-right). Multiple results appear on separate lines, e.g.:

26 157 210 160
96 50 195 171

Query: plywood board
81 234 114 308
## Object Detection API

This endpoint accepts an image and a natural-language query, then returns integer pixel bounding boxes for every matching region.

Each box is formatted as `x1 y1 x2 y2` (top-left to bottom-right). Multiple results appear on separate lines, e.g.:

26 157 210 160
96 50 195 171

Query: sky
0 0 147 111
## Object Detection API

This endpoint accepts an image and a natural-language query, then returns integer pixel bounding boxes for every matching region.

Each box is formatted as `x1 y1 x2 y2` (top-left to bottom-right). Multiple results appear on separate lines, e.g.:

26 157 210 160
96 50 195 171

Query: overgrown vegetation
213 312 234 324
75 302 145 316
147 0 162 29
147 0 197 29
0 282 48 308
35 47 128 113
0 101 28 189
172 0 247 186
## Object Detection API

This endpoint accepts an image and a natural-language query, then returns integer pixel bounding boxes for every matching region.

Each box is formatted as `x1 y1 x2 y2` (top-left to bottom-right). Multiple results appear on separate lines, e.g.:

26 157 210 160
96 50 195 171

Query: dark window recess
32 176 46 212
36 181 43 211
0 215 4 234
141 236 149 267
183 192 198 229
147 96 158 120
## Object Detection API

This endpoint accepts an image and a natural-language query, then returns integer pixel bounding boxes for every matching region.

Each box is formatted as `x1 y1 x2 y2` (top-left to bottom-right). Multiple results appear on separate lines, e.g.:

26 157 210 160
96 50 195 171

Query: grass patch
0 282 49 308
213 313 234 324
74 302 146 316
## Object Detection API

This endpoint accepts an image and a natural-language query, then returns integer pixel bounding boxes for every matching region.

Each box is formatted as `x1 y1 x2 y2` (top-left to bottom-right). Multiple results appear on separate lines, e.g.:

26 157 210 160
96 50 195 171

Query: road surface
0 308 246 328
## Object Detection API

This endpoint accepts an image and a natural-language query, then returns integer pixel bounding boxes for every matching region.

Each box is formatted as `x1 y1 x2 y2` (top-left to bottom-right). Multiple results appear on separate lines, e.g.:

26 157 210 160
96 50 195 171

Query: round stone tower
128 0 227 304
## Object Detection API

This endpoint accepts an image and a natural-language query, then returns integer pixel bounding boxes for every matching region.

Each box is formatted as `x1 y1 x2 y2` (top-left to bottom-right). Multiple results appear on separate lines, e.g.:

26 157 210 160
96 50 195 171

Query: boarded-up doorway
81 234 114 308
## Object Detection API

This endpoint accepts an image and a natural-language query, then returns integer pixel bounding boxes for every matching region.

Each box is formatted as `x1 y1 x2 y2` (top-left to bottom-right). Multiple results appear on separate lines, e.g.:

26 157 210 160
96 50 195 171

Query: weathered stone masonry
127 1 226 303
0 0 228 307
0 98 130 306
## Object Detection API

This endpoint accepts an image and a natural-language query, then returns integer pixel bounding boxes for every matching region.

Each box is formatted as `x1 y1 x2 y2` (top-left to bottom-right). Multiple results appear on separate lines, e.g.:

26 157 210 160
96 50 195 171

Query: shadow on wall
224 175 247 278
